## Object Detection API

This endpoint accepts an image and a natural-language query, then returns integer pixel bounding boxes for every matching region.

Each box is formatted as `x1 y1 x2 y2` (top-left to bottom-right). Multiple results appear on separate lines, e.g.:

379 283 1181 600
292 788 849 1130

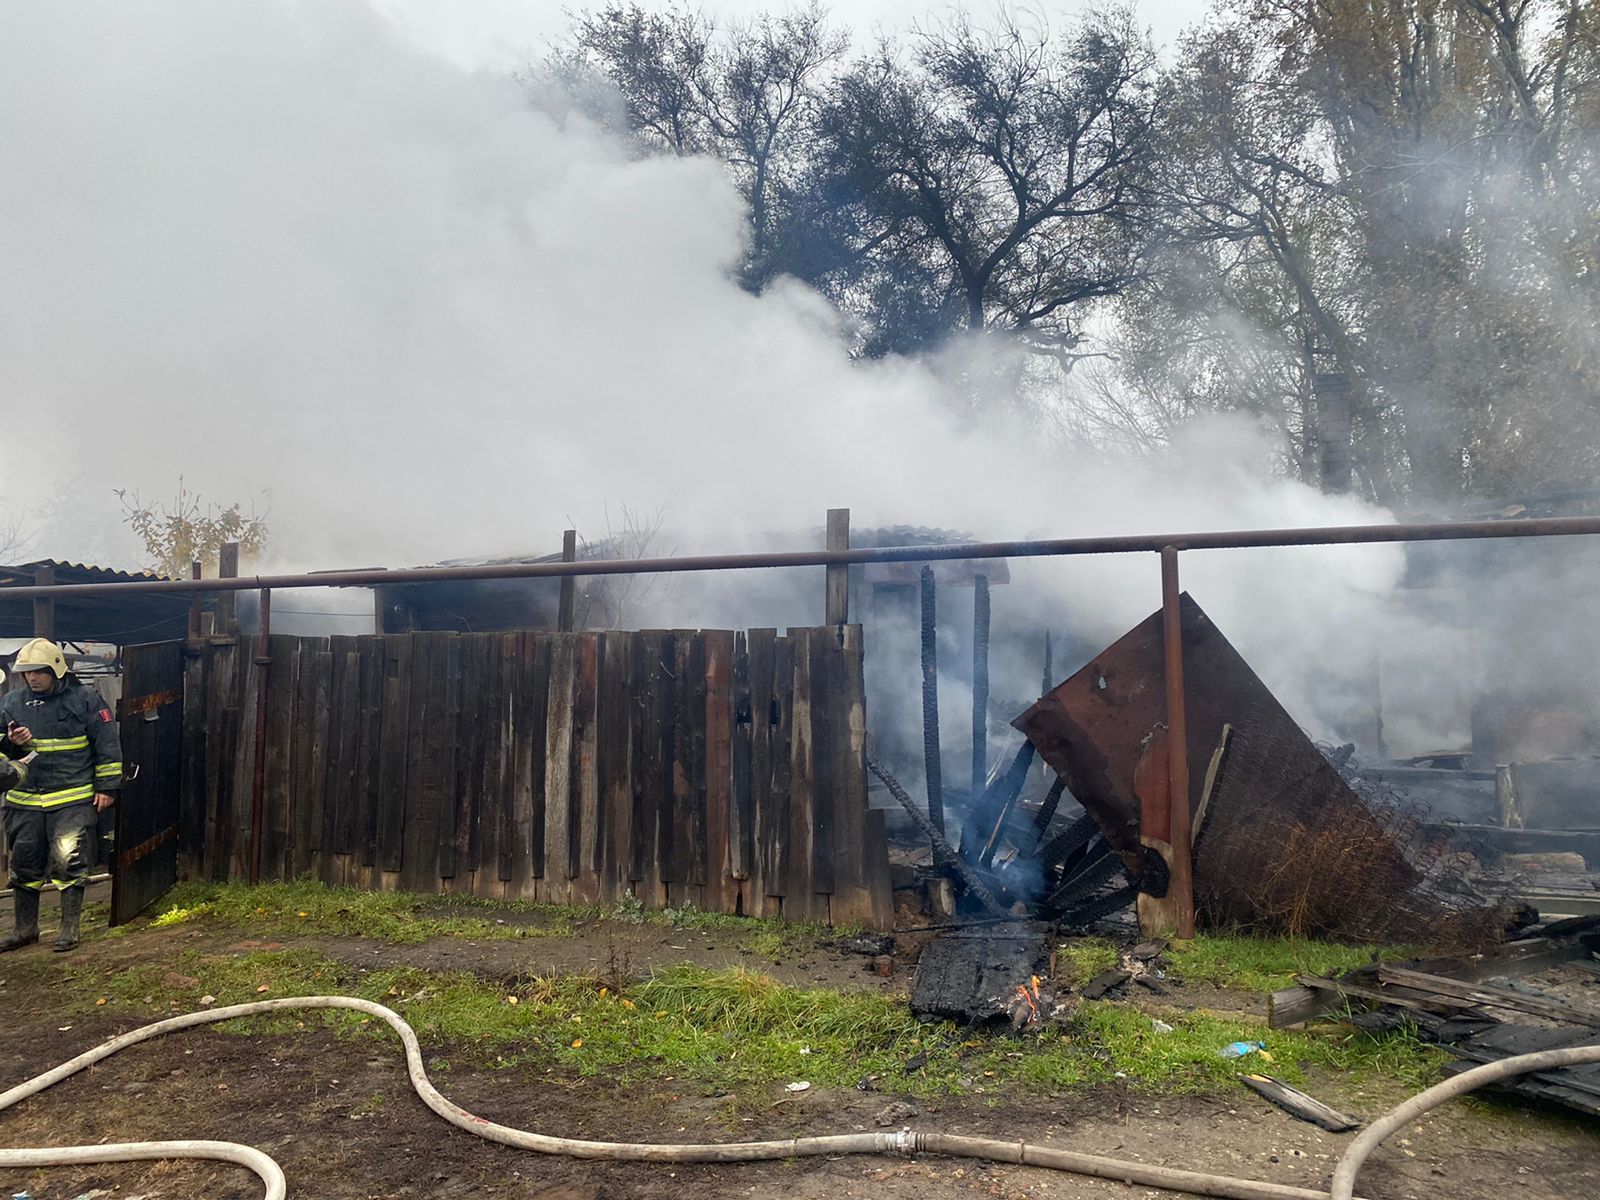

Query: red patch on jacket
99 708 113 722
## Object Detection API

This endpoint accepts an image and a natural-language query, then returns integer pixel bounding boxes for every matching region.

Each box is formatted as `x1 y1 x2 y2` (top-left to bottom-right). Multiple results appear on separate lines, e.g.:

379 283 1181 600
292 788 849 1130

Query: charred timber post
217 542 239 636
557 529 577 633
825 508 850 625
248 587 272 886
865 751 1007 919
920 566 945 844
1161 547 1196 940
9 517 1600 600
971 574 990 799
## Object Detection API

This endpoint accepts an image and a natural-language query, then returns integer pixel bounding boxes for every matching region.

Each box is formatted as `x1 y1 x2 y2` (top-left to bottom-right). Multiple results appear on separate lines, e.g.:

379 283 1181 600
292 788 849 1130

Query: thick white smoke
3 0 1427 745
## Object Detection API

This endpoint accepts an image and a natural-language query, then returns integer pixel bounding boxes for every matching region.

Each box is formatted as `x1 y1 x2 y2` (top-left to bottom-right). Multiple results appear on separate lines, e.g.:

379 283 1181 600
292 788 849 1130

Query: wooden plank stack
174 626 892 927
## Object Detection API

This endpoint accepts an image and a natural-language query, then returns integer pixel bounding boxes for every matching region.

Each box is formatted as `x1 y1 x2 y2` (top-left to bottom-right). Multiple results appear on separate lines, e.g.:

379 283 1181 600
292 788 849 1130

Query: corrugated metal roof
0 559 191 643
0 559 172 584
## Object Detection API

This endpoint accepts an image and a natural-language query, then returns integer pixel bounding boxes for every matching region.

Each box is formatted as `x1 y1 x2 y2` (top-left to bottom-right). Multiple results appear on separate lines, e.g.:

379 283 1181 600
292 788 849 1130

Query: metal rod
971 573 990 800
248 588 272 885
6 515 1600 600
1161 547 1195 940
920 566 945 843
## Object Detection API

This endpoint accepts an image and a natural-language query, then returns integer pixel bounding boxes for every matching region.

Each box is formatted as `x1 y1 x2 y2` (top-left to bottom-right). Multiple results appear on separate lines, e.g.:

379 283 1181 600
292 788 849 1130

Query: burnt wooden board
910 924 1055 1023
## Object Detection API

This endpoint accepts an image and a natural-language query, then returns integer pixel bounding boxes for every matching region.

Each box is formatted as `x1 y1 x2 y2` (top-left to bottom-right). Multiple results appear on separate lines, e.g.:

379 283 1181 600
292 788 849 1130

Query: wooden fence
180 627 892 926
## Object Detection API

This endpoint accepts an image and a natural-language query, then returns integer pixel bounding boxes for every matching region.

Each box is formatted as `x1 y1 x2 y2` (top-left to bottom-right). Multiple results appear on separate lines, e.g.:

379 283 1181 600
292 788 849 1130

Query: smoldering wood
865 750 1008 920
910 923 1055 1024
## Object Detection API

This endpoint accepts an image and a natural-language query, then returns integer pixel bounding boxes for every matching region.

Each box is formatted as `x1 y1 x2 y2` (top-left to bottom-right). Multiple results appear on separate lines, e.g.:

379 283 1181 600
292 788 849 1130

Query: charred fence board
182 627 884 926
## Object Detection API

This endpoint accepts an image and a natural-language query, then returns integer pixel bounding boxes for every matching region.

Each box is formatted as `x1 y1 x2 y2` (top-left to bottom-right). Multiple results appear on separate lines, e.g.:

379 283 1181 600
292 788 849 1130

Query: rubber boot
1 889 40 952
54 886 83 953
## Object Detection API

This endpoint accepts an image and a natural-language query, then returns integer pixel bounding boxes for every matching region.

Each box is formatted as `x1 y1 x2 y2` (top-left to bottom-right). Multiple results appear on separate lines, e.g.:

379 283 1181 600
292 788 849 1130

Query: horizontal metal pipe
5 515 1600 600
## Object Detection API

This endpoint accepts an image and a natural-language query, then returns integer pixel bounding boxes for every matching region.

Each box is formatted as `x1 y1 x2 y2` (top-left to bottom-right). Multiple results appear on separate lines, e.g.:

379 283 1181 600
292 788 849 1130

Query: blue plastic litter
1219 1040 1268 1059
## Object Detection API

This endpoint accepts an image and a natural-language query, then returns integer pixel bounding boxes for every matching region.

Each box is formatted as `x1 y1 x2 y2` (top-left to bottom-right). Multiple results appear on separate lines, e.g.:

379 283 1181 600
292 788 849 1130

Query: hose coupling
885 1128 919 1154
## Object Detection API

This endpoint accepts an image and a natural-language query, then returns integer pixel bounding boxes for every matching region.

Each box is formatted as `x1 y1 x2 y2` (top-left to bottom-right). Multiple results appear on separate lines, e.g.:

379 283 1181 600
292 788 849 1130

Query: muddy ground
0 891 1596 1200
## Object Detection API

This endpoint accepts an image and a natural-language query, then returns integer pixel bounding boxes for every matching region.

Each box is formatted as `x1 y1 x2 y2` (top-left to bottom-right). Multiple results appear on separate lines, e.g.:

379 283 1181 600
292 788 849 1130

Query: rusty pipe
4 516 1600 600
1161 548 1195 939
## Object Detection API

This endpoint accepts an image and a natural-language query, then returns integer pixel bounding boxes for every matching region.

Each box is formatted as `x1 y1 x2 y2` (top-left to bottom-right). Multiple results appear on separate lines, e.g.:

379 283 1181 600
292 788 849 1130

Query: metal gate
112 640 185 925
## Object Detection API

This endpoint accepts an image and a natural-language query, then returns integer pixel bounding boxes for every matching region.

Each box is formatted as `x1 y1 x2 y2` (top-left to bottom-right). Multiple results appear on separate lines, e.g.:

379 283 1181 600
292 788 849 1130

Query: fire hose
1 995 1596 1200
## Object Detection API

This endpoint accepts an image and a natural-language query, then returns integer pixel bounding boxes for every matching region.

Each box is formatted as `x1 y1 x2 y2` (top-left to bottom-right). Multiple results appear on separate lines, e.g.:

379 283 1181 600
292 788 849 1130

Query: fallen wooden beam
1376 965 1600 1029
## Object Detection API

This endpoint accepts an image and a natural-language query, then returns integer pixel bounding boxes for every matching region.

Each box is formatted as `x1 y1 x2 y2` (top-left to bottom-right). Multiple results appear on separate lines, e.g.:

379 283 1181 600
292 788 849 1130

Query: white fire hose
1 995 1596 1200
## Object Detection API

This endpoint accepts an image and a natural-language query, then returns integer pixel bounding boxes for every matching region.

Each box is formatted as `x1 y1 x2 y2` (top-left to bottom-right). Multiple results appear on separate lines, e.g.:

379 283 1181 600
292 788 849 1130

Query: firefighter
1 639 122 952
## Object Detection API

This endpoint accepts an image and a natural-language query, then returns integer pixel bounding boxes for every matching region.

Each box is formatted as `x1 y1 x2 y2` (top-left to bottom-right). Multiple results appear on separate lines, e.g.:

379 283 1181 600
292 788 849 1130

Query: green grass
55 939 1444 1100
144 879 823 952
1164 935 1411 992
1055 938 1121 986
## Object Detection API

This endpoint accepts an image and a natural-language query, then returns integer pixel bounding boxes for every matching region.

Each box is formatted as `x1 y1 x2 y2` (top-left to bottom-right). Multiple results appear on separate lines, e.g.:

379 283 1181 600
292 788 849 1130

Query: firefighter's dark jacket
1 677 122 809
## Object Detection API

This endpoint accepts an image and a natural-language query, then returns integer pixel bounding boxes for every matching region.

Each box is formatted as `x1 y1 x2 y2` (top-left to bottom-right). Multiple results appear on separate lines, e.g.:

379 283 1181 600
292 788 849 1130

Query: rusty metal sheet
1013 594 1414 931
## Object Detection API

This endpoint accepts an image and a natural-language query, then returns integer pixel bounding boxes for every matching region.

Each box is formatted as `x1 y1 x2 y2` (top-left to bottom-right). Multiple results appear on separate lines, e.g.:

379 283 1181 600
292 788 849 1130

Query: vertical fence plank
326 636 360 883
598 632 634 903
354 636 384 883
491 633 518 895
436 635 463 883
745 629 776 916
764 635 794 905
202 644 234 880
476 634 505 896
786 628 817 921
229 647 258 882
262 635 299 881
685 634 709 904
376 635 413 874
627 634 654 898
573 633 601 902
302 641 332 881
450 635 484 889
178 645 209 879
705 630 736 914
526 634 551 887
809 628 837 901
543 634 576 904
830 624 875 925
651 632 678 902
398 634 439 892
505 632 534 899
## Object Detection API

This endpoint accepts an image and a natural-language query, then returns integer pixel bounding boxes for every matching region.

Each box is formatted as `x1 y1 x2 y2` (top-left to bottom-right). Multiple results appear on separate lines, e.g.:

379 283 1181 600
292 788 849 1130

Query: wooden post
186 560 204 648
372 586 387 635
217 541 240 636
825 508 849 625
558 529 577 632
31 564 54 640
1161 547 1196 939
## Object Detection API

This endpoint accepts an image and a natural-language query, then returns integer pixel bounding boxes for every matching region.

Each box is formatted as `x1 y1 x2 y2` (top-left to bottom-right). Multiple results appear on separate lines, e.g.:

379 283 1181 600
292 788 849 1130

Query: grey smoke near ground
4 0 1546 755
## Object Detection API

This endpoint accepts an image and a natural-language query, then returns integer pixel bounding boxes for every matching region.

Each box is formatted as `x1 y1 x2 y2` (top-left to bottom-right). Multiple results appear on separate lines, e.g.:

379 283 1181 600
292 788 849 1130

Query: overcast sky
373 0 1203 69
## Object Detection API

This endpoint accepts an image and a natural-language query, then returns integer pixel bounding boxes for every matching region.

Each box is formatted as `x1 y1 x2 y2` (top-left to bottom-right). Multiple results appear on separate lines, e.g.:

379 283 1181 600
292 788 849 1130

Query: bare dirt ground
0 898 1596 1200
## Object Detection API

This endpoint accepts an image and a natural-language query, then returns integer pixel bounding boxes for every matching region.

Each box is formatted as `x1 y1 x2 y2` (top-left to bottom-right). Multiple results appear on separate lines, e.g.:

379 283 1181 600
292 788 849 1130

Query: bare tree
809 9 1160 365
570 2 845 286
